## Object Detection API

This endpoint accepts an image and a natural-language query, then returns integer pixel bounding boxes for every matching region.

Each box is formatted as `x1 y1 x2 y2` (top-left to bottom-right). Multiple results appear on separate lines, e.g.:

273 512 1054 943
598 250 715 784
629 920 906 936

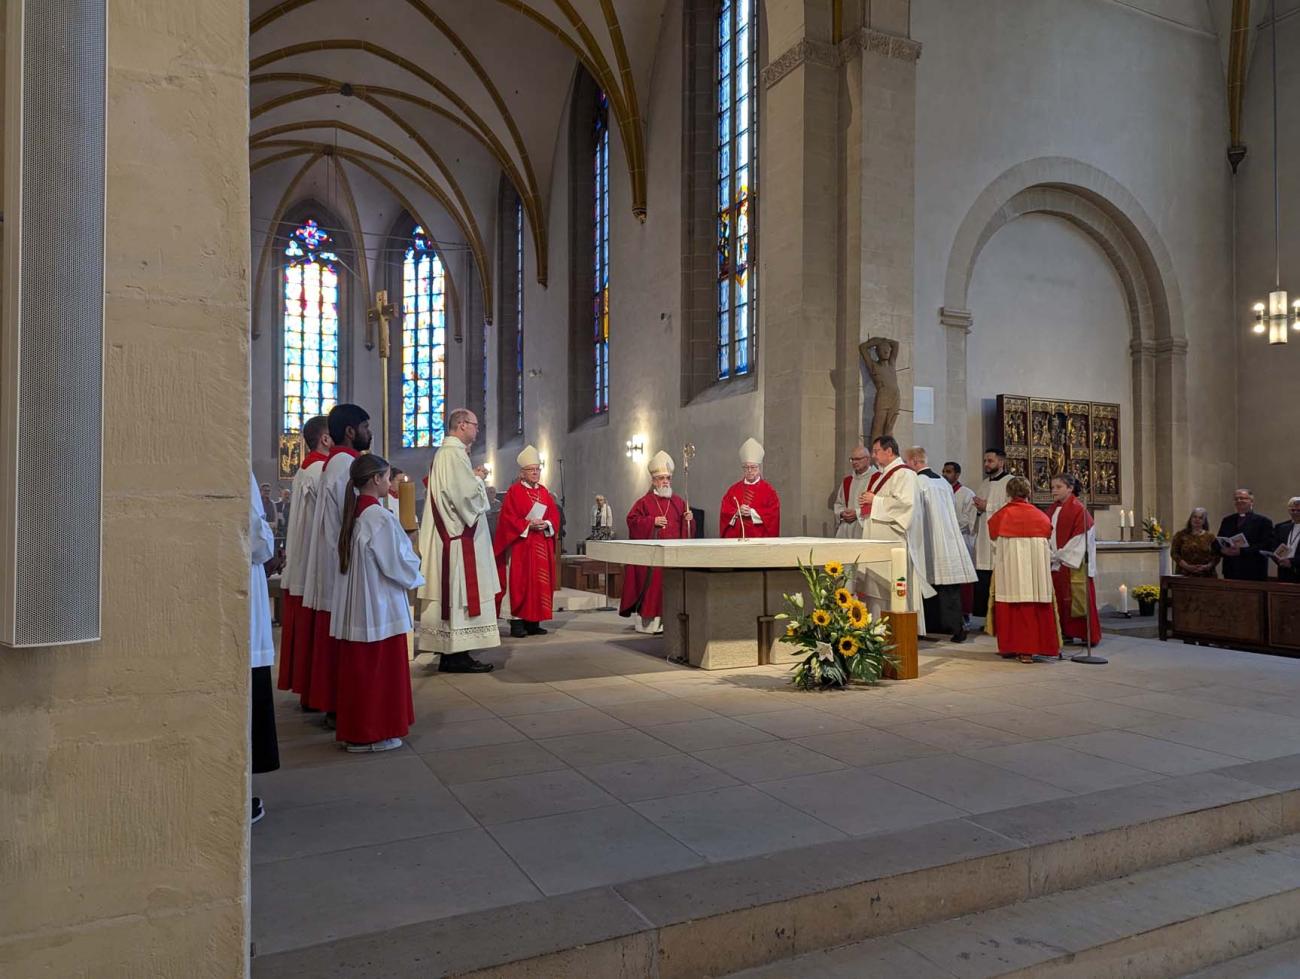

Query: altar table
584 537 914 670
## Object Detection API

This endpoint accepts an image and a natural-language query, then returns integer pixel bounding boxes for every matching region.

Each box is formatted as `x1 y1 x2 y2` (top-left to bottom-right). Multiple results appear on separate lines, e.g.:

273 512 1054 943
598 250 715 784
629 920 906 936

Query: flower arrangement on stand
778 558 893 690
1142 516 1169 544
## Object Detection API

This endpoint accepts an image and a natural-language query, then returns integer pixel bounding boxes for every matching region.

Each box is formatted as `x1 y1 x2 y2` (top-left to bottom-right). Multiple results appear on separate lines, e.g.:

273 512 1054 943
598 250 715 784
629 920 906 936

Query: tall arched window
401 227 447 447
282 219 340 434
514 198 525 431
717 0 756 379
593 90 611 414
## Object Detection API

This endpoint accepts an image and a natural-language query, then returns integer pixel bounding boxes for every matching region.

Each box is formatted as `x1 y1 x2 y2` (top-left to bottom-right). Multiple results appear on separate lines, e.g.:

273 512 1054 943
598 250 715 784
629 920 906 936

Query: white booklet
525 501 548 523
1216 533 1249 549
1271 543 1294 562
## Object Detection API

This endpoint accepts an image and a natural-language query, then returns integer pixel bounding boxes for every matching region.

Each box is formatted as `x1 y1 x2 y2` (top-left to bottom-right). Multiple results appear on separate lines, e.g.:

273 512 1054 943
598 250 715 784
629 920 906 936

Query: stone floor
252 610 1300 959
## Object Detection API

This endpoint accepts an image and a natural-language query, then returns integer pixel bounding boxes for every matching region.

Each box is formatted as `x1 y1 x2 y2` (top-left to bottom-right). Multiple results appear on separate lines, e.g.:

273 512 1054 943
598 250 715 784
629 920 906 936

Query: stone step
250 756 1300 979
727 834 1300 978
1177 935 1300 978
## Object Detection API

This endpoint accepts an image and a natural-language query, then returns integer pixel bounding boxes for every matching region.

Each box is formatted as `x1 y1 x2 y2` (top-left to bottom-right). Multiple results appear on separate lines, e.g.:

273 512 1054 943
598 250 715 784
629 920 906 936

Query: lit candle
1119 510 1126 530
1129 509 1136 529
398 480 417 532
1120 584 1129 614
889 546 908 613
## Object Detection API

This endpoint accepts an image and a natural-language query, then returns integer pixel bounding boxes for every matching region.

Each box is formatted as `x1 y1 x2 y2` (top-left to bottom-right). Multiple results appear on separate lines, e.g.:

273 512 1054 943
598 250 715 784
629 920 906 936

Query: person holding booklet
493 445 561 638
1212 489 1274 582
1271 497 1300 583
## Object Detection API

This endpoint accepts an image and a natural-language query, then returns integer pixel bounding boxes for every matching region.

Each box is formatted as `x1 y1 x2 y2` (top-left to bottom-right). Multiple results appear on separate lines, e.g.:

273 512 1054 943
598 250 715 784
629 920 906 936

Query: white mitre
517 444 541 467
739 437 765 465
647 450 675 476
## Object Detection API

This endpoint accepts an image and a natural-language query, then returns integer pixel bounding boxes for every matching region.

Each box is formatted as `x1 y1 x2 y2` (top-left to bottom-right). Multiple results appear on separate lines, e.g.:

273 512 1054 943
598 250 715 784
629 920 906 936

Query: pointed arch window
401 227 447 448
282 219 340 435
593 90 611 414
717 0 756 378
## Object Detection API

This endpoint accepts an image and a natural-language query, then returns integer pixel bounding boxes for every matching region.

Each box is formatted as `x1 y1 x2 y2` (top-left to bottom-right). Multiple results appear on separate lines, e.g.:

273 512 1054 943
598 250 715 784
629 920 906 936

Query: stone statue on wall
859 336 901 442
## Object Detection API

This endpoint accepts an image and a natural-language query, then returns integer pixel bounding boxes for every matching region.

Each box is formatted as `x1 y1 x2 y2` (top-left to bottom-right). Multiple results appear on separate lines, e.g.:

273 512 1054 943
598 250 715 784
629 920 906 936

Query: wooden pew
1159 575 1300 655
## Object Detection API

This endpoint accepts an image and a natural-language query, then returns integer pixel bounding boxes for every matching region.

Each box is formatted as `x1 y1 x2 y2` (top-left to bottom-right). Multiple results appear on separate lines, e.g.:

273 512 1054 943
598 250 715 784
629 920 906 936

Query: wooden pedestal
882 610 919 680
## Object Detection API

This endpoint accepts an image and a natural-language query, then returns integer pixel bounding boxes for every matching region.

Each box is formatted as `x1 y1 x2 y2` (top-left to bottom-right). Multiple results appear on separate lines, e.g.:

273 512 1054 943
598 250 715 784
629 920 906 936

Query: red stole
862 463 904 516
841 475 853 509
429 503 482 620
1052 496 1092 547
952 481 962 494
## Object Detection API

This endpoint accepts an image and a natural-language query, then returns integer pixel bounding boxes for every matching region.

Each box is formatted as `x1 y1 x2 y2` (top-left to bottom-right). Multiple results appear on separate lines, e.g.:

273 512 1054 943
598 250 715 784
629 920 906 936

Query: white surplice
303 451 354 617
915 471 978 585
974 472 1012 571
331 504 425 643
830 469 875 539
249 472 276 669
992 537 1055 603
861 458 934 633
1050 506 1098 577
417 437 501 653
282 456 325 600
952 482 978 557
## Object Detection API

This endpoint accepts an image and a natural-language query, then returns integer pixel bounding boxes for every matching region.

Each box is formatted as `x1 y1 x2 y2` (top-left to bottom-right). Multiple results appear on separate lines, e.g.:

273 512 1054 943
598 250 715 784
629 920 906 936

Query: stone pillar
939 306 973 464
0 2 252 974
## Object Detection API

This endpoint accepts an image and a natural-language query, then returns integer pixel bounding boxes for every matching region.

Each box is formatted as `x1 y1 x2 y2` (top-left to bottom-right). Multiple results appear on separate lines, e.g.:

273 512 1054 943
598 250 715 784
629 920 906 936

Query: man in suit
1213 488 1274 581
1273 497 1300 584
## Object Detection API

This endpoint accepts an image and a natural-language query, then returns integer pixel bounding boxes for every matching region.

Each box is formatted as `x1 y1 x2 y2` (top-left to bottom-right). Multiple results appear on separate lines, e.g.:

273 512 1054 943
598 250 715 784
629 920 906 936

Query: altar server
302 404 372 717
277 415 330 697
986 476 1060 663
249 472 279 823
860 435 933 635
383 467 408 515
907 447 977 642
494 445 561 638
944 460 979 622
417 408 500 672
720 438 780 538
332 453 423 752
831 444 875 539
973 448 1012 616
621 450 693 634
1049 475 1101 646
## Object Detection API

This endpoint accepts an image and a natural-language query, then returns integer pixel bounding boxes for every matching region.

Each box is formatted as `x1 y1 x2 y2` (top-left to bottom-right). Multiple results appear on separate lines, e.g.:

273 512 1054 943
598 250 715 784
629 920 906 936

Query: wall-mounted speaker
1 0 107 647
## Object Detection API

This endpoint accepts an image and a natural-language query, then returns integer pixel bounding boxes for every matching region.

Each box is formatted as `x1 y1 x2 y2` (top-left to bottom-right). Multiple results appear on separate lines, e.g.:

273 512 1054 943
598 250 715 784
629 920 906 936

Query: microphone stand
1071 534 1107 665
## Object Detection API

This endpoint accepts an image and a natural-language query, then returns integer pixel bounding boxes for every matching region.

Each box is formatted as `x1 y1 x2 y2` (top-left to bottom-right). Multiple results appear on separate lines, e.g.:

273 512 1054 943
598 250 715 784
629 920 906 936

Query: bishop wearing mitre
720 438 780 538
494 445 561 639
620 450 693 634
417 408 500 673
830 443 875 539
860 435 933 634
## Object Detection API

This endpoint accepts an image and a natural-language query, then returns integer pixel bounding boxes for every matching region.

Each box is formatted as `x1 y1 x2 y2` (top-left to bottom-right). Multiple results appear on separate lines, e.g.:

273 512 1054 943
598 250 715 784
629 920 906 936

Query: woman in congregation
1170 507 1220 577
331 453 424 752
1049 474 1101 646
986 475 1060 664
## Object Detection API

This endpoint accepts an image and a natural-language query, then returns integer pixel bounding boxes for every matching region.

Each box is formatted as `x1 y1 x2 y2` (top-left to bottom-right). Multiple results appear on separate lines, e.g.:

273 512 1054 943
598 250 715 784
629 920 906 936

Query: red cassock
719 479 781 539
620 492 692 620
1050 495 1102 645
336 634 415 744
493 481 561 622
987 500 1060 657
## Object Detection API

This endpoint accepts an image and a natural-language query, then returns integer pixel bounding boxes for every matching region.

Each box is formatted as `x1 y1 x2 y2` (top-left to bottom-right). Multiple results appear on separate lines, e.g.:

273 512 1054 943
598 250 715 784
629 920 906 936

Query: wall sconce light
625 435 645 461
481 462 492 479
537 453 547 469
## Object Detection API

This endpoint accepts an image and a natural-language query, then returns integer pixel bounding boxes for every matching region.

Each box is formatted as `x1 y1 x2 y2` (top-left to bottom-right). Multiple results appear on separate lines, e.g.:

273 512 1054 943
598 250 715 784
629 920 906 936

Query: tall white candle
889 546 908 613
1120 584 1129 614
1129 509 1136 530
1119 510 1126 530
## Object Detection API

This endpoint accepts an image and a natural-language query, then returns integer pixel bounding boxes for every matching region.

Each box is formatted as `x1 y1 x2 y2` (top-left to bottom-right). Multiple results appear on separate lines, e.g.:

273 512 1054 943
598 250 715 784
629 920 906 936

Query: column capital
839 27 922 64
938 306 973 332
761 38 839 89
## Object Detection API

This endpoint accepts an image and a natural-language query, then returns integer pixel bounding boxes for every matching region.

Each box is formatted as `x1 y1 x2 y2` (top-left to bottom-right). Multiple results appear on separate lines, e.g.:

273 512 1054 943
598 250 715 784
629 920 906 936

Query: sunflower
785 623 797 637
824 560 844 577
848 602 868 627
838 636 859 657
812 609 832 627
833 587 853 608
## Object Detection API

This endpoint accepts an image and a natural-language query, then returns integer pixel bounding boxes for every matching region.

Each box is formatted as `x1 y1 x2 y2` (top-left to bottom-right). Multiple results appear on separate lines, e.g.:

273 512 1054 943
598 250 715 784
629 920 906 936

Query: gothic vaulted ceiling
250 0 670 327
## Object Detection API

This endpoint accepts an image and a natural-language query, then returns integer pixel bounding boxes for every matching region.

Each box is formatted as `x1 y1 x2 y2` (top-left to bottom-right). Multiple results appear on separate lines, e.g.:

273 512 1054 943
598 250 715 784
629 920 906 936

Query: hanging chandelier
1252 0 1300 343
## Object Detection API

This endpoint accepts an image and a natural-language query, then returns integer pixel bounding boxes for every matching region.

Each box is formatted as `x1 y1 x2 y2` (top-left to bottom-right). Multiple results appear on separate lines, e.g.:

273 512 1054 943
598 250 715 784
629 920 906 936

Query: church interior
7 0 1300 976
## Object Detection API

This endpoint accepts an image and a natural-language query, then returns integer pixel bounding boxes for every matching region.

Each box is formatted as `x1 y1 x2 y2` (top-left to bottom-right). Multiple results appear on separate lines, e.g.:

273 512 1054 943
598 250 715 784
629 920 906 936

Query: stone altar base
661 568 807 670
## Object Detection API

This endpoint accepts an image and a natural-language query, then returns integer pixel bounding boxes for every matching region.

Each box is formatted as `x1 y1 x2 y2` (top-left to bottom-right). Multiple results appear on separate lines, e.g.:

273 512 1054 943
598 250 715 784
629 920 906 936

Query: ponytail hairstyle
339 453 391 574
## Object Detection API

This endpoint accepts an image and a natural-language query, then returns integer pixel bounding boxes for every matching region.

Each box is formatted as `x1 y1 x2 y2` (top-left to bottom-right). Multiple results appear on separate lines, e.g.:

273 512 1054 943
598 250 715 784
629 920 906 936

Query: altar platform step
251 755 1300 979
552 586 609 612
726 833 1300 978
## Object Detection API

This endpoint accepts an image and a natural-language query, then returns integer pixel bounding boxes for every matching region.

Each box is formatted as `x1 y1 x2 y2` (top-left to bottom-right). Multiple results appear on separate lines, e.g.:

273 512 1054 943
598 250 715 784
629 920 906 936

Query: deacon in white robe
829 443 875 539
860 436 933 635
277 416 330 695
907 448 977 641
973 448 1012 617
417 408 501 672
943 461 979 557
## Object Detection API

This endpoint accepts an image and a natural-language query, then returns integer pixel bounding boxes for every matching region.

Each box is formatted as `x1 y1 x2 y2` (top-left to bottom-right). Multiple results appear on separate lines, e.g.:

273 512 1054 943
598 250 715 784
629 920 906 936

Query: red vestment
336 634 415 744
1050 496 1102 645
719 479 781 538
987 500 1060 657
493 481 561 622
620 492 691 620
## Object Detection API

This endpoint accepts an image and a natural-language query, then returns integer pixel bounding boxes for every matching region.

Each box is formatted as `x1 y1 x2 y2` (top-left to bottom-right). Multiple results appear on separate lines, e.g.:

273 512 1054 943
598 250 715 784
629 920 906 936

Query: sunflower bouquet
778 557 894 690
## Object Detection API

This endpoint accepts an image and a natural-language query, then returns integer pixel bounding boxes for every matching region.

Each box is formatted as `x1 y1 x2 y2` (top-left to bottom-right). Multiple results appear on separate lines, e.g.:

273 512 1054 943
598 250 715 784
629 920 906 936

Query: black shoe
524 622 548 636
951 627 967 644
509 620 528 638
251 797 265 825
438 653 496 674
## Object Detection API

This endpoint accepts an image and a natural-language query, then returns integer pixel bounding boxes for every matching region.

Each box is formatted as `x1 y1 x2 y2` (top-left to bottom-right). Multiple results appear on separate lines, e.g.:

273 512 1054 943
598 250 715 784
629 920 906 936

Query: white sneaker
345 737 403 753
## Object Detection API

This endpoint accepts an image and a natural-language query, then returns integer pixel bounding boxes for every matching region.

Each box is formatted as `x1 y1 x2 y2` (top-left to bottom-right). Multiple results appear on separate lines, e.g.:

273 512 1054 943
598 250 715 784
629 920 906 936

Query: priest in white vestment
829 443 875 538
418 408 501 673
860 435 933 635
973 448 1012 617
907 447 977 642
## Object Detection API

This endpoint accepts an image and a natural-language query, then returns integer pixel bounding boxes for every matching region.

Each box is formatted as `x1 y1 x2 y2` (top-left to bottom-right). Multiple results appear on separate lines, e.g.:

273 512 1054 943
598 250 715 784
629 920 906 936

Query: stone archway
939 157 1188 524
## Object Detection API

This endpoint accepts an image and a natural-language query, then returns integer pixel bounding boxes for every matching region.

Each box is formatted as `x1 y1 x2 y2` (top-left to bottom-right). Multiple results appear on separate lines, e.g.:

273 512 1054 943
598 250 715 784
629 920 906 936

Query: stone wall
0 1 253 975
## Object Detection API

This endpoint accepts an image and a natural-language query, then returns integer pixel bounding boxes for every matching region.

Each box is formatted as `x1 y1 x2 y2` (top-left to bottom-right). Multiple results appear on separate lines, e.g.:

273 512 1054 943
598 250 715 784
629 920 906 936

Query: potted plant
1132 584 1159 617
777 558 894 690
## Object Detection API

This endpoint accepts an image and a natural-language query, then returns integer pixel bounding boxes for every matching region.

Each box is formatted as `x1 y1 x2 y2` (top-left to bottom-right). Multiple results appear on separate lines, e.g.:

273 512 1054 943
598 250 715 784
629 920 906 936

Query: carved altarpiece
996 395 1121 507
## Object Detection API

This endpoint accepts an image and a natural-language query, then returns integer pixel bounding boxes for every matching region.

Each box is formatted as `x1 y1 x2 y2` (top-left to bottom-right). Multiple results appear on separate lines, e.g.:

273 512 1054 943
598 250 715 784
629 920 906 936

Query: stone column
939 306 973 464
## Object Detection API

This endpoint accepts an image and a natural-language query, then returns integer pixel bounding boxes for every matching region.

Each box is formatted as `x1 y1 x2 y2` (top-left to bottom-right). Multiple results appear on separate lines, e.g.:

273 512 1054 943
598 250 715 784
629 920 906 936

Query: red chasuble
620 492 691 620
492 481 561 622
1050 495 1102 645
987 500 1060 657
719 479 781 539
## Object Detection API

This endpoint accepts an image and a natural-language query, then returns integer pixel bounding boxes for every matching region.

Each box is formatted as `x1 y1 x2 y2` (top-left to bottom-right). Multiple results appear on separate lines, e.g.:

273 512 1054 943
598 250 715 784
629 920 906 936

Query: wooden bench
1159 575 1300 654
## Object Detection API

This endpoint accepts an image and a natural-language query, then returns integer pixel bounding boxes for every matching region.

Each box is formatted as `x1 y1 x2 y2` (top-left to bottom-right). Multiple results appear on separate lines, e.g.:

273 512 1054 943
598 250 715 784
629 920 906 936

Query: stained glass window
593 90 611 414
717 0 756 379
401 227 447 448
282 219 340 435
514 198 525 435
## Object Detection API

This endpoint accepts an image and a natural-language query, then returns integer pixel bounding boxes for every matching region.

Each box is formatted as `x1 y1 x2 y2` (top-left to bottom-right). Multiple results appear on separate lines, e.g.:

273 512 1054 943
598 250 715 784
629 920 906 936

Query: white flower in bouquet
816 641 834 662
